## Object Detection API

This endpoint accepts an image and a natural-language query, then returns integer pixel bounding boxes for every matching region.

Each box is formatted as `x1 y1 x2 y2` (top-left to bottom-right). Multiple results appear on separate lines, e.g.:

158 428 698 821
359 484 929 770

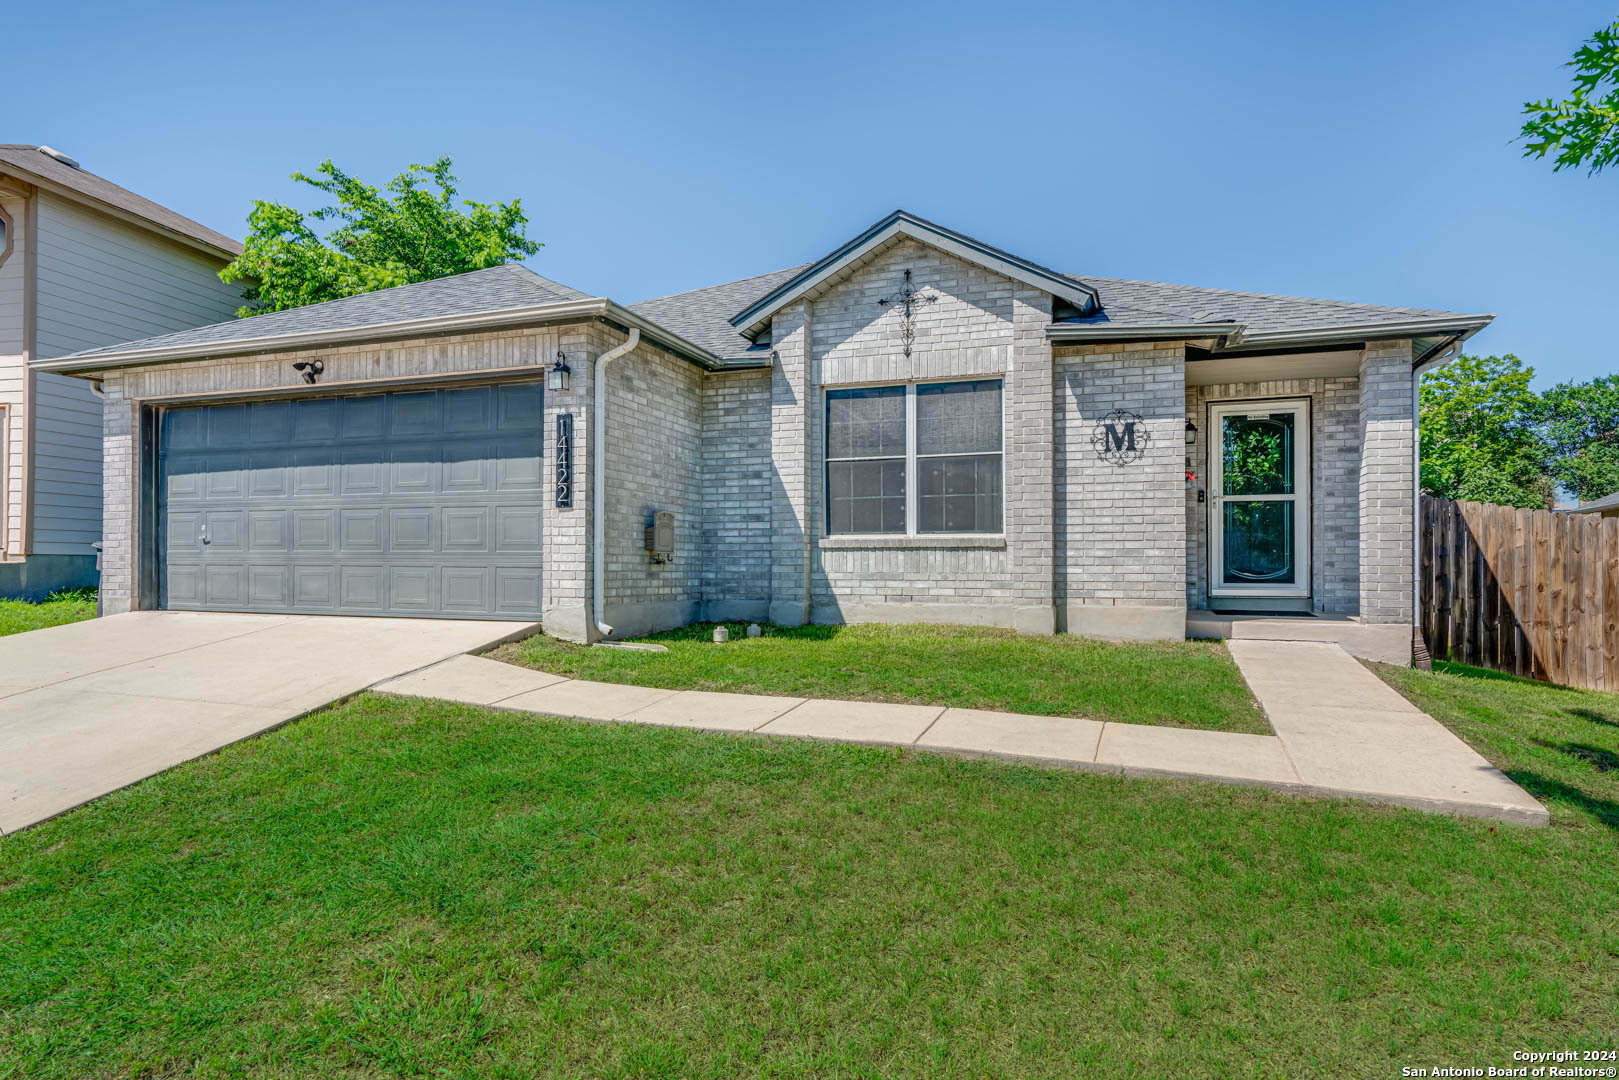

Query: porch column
768 301 813 626
1357 339 1415 624
1006 285 1056 633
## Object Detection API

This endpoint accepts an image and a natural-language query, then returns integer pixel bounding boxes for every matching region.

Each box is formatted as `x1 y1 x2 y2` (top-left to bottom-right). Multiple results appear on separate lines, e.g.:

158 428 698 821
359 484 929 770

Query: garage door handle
199 524 209 545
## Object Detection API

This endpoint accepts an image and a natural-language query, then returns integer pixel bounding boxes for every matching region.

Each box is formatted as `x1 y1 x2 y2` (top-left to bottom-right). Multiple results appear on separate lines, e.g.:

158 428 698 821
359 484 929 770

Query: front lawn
0 587 97 638
2 685 1615 1077
492 622 1269 733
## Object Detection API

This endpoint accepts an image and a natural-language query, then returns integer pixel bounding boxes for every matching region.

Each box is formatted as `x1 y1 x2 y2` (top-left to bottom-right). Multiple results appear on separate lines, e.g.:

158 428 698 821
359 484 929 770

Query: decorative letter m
1103 421 1137 453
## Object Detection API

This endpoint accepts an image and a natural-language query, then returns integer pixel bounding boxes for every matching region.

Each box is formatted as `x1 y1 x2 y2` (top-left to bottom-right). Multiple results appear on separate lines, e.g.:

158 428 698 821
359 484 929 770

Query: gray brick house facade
39 211 1492 663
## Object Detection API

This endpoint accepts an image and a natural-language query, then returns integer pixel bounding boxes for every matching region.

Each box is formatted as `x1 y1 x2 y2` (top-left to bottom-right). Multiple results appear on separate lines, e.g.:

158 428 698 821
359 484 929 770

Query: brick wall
599 338 704 634
1054 342 1186 638
1184 376 1360 613
699 367 772 620
1358 340 1415 623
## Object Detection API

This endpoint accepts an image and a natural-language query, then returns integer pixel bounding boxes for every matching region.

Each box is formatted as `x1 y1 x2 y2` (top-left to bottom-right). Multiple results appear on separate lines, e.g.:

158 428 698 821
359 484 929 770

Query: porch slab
618 690 807 732
374 654 569 705
1187 611 1412 665
917 708 1104 764
755 699 945 745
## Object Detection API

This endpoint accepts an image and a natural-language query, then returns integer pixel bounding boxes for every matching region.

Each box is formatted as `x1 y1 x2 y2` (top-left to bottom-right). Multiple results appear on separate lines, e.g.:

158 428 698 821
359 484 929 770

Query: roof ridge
1071 272 1461 316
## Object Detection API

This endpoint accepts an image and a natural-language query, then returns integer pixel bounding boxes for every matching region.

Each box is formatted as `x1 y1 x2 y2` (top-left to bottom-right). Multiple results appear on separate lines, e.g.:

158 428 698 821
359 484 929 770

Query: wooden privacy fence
1420 496 1619 690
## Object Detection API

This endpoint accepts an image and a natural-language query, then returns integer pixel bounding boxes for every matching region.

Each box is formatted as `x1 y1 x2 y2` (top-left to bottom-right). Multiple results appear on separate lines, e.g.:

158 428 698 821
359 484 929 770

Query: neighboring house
1564 492 1619 518
0 145 242 598
40 210 1492 663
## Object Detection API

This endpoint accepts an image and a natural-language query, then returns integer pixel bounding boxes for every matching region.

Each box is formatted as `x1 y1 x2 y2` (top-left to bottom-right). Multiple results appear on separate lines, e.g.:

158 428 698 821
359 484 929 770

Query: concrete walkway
0 612 536 834
375 643 1549 826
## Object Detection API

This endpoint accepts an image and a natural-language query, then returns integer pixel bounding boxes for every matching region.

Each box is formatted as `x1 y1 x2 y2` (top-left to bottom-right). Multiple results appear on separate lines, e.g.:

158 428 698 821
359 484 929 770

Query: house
36 210 1492 662
0 145 242 598
1563 491 1619 518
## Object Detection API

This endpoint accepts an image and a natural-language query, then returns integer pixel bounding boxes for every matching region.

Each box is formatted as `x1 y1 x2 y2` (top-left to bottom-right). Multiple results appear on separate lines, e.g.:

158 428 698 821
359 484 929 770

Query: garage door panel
390 567 434 611
340 566 385 609
495 568 542 614
495 507 542 552
293 511 336 552
248 511 291 553
442 507 490 552
388 445 440 494
497 383 544 430
389 508 434 552
294 566 337 607
388 392 441 436
205 565 246 606
444 386 493 432
204 511 245 552
339 450 386 496
248 566 290 607
159 383 542 619
441 567 491 613
339 510 385 553
293 398 341 442
247 401 294 446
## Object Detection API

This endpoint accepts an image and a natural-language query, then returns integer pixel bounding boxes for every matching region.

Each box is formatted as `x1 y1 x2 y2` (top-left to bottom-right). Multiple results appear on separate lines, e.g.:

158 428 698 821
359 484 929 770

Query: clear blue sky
15 0 1616 386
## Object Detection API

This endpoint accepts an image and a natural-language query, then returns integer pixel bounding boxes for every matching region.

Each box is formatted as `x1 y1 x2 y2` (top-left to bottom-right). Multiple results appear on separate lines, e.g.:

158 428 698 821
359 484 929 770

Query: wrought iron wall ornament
1092 409 1151 465
876 269 936 358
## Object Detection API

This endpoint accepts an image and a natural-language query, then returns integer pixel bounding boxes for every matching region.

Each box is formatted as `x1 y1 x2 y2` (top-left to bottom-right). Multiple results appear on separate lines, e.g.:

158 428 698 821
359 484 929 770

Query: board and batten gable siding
29 191 240 556
0 194 28 555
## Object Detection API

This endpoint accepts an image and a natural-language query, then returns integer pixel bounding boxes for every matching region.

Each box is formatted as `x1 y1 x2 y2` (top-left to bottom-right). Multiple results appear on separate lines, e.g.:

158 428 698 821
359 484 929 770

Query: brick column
541 323 607 641
1357 339 1415 624
98 384 140 616
1006 285 1056 633
768 302 813 626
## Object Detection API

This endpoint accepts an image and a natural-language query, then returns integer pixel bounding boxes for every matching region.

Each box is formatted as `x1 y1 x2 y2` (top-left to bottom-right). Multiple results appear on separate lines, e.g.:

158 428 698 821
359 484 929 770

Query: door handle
200 523 209 546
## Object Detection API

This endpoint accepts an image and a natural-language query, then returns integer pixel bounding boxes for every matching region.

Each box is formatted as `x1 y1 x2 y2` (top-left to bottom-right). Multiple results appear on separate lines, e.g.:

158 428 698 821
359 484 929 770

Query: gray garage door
159 382 544 619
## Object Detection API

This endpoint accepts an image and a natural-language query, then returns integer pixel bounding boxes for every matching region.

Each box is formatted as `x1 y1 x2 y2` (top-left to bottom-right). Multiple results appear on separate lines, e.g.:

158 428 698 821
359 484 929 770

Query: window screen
825 386 906 534
917 380 1002 533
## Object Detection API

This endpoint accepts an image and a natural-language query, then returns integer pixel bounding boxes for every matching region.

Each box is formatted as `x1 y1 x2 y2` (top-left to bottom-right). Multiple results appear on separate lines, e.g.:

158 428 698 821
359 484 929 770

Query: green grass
0 587 97 638
493 622 1270 733
2 683 1616 1078
1376 659 1619 831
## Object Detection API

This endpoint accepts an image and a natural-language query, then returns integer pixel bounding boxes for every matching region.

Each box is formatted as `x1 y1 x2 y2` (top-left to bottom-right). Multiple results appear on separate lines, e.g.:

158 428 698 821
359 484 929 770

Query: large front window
825 379 1003 535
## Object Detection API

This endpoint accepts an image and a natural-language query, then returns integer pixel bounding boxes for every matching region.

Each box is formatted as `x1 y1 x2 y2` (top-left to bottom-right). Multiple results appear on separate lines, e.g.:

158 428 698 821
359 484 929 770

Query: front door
1208 399 1310 603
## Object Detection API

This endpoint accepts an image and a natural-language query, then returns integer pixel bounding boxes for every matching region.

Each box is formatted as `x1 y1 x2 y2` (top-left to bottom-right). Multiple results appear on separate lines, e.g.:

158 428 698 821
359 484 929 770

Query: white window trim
824 376 1006 539
1207 397 1312 599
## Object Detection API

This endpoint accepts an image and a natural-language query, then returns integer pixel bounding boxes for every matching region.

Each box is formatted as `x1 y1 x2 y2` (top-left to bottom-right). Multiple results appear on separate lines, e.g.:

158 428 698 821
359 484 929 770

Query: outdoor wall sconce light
547 351 571 392
1184 419 1197 444
292 359 324 384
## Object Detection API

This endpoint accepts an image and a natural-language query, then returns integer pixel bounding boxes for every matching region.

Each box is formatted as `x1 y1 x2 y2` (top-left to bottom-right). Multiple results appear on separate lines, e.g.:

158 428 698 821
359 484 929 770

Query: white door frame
1208 398 1311 600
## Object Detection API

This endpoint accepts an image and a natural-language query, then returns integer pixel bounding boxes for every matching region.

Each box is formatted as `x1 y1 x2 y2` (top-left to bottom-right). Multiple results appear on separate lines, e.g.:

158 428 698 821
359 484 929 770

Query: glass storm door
1209 400 1310 599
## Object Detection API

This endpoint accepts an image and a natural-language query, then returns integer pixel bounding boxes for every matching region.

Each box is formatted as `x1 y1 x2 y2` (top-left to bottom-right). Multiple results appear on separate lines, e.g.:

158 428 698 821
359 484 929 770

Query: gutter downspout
1412 340 1459 635
592 327 640 640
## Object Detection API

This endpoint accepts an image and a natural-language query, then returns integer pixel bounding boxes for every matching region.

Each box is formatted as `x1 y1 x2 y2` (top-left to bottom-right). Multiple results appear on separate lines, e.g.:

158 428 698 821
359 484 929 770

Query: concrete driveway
0 612 536 834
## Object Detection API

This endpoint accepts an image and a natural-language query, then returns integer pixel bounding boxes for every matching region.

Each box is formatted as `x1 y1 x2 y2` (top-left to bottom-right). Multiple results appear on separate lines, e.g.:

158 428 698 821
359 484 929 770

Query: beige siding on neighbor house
0 194 27 556
28 191 239 556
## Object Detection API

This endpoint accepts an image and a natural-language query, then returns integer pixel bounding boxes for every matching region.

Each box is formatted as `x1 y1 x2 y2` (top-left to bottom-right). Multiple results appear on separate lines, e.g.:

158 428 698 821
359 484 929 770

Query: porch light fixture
1185 419 1197 444
547 351 572 392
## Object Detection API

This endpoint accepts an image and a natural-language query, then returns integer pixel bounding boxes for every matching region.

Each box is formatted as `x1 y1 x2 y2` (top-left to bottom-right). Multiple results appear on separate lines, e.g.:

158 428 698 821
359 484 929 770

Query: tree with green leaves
220 157 539 317
1419 354 1554 509
1536 375 1619 503
1520 18 1619 173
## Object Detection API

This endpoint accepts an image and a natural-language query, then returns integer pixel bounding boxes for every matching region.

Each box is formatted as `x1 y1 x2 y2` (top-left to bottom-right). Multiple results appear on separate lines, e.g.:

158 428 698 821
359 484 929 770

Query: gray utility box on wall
644 511 675 563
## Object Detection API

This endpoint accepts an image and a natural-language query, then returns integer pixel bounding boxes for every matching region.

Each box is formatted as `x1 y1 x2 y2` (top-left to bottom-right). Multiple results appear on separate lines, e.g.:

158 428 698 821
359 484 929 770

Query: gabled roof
33 264 734 375
727 210 1102 342
0 145 242 260
629 264 809 359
